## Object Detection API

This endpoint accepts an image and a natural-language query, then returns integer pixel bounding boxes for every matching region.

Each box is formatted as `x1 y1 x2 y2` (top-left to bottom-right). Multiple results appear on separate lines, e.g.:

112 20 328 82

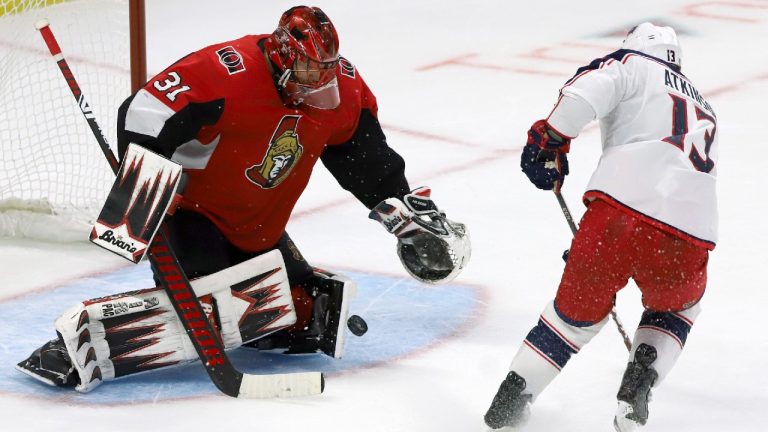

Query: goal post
0 0 145 242
129 0 145 92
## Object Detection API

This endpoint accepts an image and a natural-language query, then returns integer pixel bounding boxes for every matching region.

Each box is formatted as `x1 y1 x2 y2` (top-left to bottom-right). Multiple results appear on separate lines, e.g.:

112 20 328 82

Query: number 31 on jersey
153 71 191 102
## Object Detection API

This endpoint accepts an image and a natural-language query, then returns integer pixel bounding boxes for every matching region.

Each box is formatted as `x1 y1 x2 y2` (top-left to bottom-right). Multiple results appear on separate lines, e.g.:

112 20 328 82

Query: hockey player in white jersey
484 23 717 431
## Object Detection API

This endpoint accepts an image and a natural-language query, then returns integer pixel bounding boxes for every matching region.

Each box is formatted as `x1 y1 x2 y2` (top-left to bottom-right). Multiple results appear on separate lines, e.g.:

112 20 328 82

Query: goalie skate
16 337 77 388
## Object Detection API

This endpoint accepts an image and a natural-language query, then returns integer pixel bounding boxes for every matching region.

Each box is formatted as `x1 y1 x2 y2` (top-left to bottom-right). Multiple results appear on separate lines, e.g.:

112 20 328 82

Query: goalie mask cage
0 0 145 241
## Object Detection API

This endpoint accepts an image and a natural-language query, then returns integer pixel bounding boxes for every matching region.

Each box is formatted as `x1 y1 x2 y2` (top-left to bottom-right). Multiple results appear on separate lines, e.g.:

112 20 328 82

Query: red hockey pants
555 199 708 324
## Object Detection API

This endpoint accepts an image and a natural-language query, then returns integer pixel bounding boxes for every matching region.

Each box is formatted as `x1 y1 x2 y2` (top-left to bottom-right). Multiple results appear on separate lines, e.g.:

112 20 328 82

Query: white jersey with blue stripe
552 49 718 248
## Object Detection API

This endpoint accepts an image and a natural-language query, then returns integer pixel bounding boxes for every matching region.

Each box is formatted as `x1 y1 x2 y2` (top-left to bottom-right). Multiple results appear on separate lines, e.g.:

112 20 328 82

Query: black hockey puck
347 314 368 336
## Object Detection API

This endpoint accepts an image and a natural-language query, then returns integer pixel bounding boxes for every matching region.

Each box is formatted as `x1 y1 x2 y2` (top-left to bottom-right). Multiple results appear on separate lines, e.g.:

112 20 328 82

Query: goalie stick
35 19 324 398
554 190 633 351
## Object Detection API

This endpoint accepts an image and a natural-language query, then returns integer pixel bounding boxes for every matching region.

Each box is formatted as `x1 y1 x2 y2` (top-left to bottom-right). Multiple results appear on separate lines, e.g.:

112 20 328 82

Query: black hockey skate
614 343 659 431
484 371 533 430
246 274 351 358
16 336 78 388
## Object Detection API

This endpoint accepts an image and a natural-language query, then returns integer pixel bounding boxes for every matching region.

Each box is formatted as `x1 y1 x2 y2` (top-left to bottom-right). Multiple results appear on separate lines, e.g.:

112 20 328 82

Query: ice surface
1 0 766 431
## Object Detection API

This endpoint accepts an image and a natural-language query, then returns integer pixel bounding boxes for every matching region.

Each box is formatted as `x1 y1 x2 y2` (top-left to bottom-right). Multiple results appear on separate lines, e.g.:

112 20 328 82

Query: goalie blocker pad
55 250 296 393
90 143 182 263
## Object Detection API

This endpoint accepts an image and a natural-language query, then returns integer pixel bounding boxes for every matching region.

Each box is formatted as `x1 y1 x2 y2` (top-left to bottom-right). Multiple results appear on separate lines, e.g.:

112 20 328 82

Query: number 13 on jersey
662 93 717 173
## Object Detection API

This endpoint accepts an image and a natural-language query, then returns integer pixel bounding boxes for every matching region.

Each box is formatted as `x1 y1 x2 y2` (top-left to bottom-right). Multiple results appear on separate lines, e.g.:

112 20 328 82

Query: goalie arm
319 111 473 283
116 92 224 160
320 109 411 209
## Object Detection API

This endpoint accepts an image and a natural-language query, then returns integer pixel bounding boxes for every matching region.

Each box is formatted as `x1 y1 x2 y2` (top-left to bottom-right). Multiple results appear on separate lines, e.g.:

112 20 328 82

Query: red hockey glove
529 119 571 153
521 120 571 192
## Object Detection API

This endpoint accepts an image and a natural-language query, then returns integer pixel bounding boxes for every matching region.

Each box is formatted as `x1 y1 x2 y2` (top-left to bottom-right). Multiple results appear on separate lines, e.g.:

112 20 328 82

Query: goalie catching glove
369 187 470 284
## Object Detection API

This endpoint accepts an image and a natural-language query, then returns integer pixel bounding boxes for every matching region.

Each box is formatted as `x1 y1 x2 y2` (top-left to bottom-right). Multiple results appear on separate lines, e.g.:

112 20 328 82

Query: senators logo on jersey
216 46 245 75
245 115 304 189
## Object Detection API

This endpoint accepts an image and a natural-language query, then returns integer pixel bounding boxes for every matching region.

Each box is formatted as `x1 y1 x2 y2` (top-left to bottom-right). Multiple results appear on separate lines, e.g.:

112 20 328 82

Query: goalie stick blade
237 372 324 398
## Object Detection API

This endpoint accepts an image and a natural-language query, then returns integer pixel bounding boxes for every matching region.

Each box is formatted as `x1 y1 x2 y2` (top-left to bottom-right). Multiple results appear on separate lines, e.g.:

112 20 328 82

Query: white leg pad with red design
55 250 296 393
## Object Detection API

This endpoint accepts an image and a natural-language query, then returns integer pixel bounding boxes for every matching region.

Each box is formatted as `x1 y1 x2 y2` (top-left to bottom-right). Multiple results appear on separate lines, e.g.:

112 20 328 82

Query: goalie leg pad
23 250 296 393
248 268 357 359
309 268 357 359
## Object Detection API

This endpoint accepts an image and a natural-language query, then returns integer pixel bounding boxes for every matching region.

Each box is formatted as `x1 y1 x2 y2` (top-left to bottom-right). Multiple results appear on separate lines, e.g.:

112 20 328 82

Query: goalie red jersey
118 34 377 252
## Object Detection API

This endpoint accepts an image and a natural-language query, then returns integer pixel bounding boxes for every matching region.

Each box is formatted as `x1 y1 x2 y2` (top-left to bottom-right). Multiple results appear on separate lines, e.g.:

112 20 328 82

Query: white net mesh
0 0 130 241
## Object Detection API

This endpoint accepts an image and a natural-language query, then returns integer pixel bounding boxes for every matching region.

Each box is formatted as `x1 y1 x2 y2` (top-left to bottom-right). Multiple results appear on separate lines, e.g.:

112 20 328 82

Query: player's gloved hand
520 119 570 191
369 187 471 284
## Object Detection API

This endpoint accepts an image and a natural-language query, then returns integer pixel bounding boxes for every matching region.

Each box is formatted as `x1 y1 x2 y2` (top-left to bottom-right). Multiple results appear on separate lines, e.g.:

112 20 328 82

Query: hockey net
0 0 131 242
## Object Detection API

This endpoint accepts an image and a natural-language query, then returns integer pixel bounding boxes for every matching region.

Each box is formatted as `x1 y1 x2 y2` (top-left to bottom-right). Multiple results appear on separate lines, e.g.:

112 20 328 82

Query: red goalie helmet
265 6 341 109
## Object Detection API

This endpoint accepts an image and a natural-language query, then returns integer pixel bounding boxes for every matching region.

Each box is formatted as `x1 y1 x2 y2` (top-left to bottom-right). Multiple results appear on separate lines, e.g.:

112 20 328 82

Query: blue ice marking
0 263 481 404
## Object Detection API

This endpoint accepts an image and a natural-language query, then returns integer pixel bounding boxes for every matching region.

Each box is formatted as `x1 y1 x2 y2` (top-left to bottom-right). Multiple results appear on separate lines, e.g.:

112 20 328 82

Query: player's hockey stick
553 190 633 351
35 19 323 398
